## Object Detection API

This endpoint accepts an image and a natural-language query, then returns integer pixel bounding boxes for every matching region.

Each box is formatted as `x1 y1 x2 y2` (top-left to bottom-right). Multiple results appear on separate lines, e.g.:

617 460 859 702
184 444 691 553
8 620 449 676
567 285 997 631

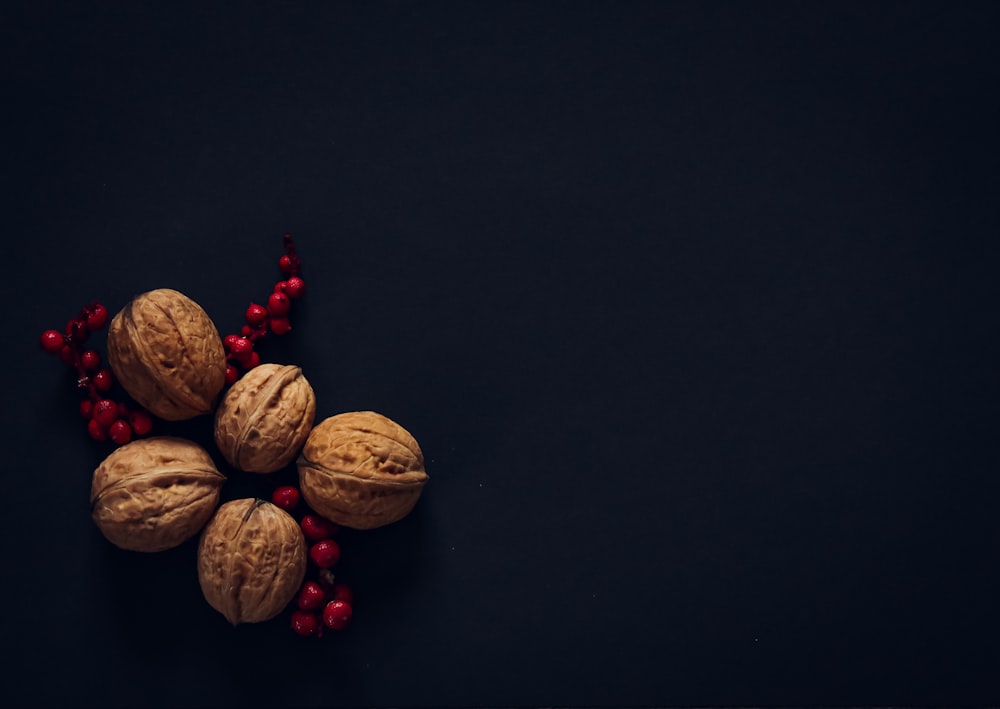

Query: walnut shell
197 498 307 625
297 411 429 529
106 288 226 421
90 436 226 553
213 363 316 474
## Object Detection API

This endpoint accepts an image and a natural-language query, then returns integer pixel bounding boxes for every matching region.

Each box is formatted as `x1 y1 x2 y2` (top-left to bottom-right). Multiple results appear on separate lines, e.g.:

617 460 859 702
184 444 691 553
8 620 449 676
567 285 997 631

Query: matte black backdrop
4 1 999 707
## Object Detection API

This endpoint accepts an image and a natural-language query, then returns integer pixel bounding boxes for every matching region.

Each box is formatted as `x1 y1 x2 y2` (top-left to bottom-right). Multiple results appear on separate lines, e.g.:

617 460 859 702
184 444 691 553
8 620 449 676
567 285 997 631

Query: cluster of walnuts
88 288 429 625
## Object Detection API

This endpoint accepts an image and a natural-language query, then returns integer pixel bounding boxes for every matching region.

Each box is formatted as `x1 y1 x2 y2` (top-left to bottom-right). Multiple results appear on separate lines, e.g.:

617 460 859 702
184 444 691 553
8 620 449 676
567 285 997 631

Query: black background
4 1 1000 707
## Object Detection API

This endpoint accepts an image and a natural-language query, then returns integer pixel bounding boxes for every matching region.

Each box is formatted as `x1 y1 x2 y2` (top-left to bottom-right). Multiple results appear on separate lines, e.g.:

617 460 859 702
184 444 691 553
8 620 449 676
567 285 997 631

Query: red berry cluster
223 234 306 385
270 485 354 637
39 302 154 445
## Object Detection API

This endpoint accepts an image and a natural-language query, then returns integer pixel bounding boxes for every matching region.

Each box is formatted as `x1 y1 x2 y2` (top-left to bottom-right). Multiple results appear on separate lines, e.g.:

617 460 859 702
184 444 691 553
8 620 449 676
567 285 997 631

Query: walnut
106 288 226 421
197 498 307 625
297 411 429 529
90 436 226 553
213 363 316 474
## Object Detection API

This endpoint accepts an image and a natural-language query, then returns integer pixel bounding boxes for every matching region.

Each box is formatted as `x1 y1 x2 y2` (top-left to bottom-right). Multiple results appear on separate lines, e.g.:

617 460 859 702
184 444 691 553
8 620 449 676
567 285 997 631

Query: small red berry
128 410 153 436
301 514 338 541
279 254 295 274
92 369 114 392
274 280 288 294
92 399 118 429
284 276 306 299
80 399 93 420
240 324 254 337
230 337 253 365
87 418 108 441
39 329 65 354
85 303 108 330
225 364 239 385
269 316 291 335
65 318 89 342
330 583 354 605
290 610 321 637
245 302 269 326
297 581 326 611
223 334 241 352
271 485 300 512
322 600 352 630
247 351 261 369
108 419 132 445
80 349 101 372
267 292 291 316
310 539 341 568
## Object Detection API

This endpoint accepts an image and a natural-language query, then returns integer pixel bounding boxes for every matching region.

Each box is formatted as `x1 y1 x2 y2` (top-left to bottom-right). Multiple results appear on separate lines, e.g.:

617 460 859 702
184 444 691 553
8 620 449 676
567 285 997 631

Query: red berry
309 539 341 568
273 280 288 294
108 419 132 445
269 316 291 335
80 399 93 420
92 369 114 392
240 324 254 337
65 318 89 342
279 254 295 274
297 581 326 611
330 583 354 605
322 600 352 630
80 349 101 372
87 418 108 441
247 351 261 369
267 292 291 316
128 409 153 436
225 364 239 385
85 303 108 330
39 329 65 354
301 514 338 541
245 302 269 326
271 485 300 511
223 334 241 352
92 399 118 429
290 610 321 637
284 276 306 299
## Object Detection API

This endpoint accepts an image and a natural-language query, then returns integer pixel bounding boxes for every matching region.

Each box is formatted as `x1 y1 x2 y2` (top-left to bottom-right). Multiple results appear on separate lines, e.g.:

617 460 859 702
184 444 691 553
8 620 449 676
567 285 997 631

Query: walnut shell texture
297 411 429 529
106 288 226 421
214 363 316 474
90 436 226 553
197 498 307 625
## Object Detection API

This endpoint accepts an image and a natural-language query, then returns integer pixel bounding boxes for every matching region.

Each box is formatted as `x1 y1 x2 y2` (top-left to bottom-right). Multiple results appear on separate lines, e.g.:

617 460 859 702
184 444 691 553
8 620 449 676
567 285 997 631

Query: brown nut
297 411 429 529
213 363 316 474
106 288 226 421
90 436 226 553
197 498 307 625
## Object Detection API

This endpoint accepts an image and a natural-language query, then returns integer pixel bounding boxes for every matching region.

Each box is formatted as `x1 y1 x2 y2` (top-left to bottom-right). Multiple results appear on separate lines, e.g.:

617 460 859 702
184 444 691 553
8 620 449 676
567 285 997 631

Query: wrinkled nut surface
90 436 226 553
197 498 307 625
107 288 226 421
297 411 429 529
214 363 316 474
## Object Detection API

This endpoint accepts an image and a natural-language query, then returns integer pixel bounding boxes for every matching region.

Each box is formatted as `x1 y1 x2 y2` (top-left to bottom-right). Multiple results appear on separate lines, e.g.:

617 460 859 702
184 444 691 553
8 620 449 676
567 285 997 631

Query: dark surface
4 1 1000 707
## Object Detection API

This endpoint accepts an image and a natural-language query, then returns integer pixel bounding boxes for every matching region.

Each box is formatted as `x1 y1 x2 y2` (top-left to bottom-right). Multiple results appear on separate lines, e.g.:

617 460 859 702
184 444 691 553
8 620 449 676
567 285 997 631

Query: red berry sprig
39 301 154 445
271 484 354 638
222 234 306 385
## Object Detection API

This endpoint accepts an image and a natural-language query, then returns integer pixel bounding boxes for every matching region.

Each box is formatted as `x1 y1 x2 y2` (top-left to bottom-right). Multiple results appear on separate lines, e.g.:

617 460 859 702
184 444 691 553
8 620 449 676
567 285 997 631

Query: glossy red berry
310 539 341 568
85 303 108 330
273 280 288 294
330 583 354 605
39 329 65 354
301 514 338 541
225 364 239 385
247 351 261 369
92 399 118 429
267 292 291 316
245 302 269 327
297 581 326 611
278 254 295 274
223 334 241 352
92 369 114 392
284 276 306 299
80 349 101 372
290 610 321 637
322 600 352 630
271 485 300 512
269 316 291 335
108 419 132 445
129 410 153 436
87 418 108 441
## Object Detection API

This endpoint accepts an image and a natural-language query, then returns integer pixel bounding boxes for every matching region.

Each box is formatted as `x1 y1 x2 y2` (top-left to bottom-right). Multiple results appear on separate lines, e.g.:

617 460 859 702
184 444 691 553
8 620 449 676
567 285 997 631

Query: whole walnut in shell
90 436 226 553
106 288 226 421
197 498 307 625
297 411 429 529
214 363 316 473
